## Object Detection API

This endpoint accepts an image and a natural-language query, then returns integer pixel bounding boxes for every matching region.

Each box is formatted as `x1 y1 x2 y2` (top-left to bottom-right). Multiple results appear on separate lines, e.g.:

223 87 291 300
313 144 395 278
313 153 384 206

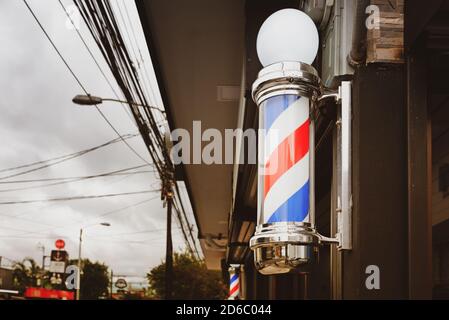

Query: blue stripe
267 181 309 223
230 274 238 284
264 95 300 132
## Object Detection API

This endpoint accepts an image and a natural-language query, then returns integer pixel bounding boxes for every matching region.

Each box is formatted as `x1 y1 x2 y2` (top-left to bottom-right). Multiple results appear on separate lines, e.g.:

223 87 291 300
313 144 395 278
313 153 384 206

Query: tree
12 257 40 292
147 251 227 300
70 259 110 300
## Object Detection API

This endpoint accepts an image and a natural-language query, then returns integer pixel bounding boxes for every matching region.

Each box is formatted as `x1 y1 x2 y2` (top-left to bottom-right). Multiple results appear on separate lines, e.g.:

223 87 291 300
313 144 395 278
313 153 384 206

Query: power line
115 0 166 131
0 135 138 181
114 0 157 108
0 133 136 174
57 0 135 123
22 0 86 90
22 0 151 166
73 0 167 176
82 197 157 224
0 235 166 245
0 190 157 205
88 226 181 238
0 165 152 193
121 0 162 114
0 213 63 229
72 1 201 257
0 196 160 239
0 170 152 184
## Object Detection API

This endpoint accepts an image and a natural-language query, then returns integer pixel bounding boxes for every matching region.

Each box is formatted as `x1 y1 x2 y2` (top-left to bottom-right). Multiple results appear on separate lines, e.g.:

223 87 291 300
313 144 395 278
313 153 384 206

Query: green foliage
69 258 110 300
12 257 41 292
147 251 227 300
80 259 110 300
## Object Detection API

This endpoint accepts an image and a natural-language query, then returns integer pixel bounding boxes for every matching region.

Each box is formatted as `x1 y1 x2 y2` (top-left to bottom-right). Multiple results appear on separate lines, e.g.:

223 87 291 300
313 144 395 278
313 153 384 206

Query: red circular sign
55 239 65 249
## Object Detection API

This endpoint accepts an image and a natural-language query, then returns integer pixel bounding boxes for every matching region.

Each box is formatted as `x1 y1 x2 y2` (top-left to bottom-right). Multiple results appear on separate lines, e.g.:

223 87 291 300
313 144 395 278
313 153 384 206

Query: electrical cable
0 170 152 184
0 165 152 193
71 0 201 256
22 0 151 166
0 134 137 174
0 190 157 205
58 0 135 123
0 196 160 239
0 134 137 180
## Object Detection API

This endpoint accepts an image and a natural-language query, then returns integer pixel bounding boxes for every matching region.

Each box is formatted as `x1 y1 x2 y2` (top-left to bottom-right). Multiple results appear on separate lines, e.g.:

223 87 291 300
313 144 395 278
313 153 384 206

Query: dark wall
343 64 408 299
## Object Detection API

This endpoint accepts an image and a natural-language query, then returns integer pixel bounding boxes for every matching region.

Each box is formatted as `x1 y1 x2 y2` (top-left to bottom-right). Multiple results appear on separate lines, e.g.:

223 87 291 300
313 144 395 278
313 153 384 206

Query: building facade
137 0 449 299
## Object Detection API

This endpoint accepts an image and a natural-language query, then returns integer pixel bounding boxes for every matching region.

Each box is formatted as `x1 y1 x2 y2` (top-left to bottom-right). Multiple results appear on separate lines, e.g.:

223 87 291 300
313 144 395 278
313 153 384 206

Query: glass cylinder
258 94 311 226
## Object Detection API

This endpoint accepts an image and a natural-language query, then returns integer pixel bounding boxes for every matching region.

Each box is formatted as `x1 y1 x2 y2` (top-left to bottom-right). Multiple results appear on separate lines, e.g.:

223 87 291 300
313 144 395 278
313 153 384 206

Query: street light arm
101 98 165 114
72 94 165 114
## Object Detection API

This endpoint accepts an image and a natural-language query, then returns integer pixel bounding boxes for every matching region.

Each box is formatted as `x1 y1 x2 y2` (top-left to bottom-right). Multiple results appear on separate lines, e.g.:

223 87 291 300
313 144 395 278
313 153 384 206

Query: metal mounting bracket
335 81 352 250
316 81 352 250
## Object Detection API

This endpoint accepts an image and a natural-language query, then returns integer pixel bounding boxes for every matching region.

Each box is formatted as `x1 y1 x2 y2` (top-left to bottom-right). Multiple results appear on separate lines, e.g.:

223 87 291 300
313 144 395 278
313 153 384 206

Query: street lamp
72 94 165 114
249 9 351 275
36 243 45 270
76 222 111 300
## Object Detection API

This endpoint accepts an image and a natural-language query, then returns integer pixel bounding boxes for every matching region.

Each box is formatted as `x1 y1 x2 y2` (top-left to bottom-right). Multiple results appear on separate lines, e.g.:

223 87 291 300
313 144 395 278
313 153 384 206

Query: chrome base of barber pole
250 222 339 275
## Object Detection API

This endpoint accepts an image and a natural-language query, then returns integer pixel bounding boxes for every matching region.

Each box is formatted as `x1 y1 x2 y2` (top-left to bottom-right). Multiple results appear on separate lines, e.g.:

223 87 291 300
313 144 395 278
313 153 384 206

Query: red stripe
263 119 309 198
230 283 239 296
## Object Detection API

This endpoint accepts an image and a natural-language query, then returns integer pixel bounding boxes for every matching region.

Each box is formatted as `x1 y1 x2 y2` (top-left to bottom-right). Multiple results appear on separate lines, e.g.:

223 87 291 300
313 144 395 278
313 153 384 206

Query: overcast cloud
0 0 195 288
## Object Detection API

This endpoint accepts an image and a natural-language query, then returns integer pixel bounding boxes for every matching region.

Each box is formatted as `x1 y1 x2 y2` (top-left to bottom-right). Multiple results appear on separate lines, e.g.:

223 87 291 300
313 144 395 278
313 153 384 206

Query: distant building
0 267 14 291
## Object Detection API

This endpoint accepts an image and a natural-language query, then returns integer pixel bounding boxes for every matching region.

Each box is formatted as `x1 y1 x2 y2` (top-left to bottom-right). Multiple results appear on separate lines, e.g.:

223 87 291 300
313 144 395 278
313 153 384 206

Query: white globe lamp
256 8 319 67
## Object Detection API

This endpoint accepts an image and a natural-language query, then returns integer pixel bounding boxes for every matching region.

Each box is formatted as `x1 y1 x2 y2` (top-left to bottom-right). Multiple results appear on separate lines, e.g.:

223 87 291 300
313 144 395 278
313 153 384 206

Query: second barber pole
228 265 240 300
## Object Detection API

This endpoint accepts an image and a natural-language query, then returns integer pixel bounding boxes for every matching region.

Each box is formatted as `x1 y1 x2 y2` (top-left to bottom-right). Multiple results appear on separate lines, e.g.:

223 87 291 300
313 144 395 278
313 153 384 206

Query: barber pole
248 9 350 276
228 266 239 300
249 61 323 275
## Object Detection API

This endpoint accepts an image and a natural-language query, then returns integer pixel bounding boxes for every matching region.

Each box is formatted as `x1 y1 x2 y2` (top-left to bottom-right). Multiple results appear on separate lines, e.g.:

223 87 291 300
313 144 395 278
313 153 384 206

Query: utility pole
163 165 174 300
39 245 45 270
37 243 45 288
110 270 113 299
165 187 174 300
77 228 83 301
76 223 110 300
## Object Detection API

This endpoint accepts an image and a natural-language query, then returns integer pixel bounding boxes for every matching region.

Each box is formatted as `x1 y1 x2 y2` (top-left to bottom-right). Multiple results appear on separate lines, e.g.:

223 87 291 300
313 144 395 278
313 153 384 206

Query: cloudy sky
0 0 196 287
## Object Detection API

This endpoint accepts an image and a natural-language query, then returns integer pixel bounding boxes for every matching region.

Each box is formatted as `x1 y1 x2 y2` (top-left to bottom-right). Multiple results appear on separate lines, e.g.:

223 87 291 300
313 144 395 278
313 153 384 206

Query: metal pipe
309 113 316 228
348 0 370 66
76 228 82 300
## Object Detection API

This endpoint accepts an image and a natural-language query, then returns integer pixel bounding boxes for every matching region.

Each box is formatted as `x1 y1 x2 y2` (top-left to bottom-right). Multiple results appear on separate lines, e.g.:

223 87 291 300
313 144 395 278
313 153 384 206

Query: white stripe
264 97 309 165
303 213 310 224
263 153 309 222
229 280 239 299
229 291 239 299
